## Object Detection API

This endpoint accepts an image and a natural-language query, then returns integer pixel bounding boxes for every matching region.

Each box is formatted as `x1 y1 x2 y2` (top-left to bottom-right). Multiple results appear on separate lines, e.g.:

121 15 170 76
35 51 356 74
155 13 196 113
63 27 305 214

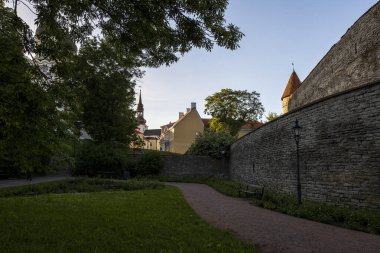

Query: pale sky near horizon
9 0 379 129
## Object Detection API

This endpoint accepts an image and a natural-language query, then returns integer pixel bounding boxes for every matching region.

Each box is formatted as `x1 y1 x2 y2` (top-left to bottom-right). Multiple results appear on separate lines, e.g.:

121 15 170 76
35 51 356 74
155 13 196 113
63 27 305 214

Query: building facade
160 103 204 154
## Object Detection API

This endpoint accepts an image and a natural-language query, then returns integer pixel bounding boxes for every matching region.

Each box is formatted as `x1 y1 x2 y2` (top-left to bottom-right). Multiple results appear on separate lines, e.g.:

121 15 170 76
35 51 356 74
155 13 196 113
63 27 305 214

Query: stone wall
230 82 380 209
288 2 380 111
160 155 228 178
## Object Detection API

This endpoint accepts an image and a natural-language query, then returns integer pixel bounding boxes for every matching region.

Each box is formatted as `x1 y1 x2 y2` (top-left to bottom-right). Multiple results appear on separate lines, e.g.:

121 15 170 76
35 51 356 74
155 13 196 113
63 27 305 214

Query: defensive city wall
229 81 380 209
230 2 380 209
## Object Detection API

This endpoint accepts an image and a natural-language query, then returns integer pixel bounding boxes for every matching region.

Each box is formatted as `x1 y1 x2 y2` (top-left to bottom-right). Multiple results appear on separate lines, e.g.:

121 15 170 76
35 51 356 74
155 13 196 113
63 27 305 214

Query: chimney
191 102 196 110
186 108 190 113
179 112 184 119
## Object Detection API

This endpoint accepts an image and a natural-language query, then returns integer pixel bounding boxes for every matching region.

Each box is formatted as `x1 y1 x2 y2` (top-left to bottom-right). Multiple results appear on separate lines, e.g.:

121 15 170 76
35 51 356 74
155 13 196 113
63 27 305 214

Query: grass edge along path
0 180 256 253
160 176 380 235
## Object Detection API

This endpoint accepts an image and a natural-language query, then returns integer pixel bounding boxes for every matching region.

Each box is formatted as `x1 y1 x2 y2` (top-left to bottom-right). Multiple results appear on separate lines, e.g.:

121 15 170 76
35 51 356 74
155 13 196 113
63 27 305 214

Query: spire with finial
137 89 144 112
281 63 302 113
281 64 301 100
136 87 146 125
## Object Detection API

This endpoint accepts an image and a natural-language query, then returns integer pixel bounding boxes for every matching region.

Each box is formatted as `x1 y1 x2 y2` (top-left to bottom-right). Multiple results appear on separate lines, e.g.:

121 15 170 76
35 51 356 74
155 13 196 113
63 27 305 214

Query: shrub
0 178 165 197
186 129 235 159
74 141 132 178
133 151 163 177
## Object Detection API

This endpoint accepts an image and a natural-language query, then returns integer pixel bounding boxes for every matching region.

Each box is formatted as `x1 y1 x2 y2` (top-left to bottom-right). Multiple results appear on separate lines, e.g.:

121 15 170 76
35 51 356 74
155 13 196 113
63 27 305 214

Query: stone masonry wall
288 2 380 111
230 82 380 209
160 155 228 178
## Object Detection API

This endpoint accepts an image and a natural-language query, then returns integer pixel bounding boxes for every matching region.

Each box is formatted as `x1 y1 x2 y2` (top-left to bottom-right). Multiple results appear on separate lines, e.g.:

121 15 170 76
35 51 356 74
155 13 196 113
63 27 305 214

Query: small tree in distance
204 88 264 136
186 130 236 159
266 112 280 122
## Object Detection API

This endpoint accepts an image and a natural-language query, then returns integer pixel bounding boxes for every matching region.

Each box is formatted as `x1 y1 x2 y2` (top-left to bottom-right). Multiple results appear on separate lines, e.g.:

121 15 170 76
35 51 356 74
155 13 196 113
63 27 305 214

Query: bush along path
168 182 380 253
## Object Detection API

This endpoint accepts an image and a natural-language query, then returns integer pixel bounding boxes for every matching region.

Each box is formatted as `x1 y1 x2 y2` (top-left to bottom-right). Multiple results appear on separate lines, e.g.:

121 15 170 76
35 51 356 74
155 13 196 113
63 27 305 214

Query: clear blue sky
9 0 379 129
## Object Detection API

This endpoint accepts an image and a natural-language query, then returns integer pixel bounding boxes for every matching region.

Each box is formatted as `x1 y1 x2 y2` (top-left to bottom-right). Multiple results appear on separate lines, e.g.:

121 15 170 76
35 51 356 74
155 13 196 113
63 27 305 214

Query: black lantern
292 119 302 205
292 119 302 144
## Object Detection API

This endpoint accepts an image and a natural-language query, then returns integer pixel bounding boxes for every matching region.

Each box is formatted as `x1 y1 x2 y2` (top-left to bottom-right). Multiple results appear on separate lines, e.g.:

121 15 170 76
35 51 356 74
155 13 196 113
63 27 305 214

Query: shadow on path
168 182 380 253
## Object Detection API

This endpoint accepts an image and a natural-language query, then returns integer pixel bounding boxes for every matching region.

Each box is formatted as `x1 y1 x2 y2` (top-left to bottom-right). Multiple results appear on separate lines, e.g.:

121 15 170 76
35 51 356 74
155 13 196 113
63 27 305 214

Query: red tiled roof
201 118 211 127
281 70 302 100
240 121 263 130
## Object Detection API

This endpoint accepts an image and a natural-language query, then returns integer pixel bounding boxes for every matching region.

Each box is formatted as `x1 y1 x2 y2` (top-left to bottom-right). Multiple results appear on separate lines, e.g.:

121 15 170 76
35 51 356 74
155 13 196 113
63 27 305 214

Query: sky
8 0 379 129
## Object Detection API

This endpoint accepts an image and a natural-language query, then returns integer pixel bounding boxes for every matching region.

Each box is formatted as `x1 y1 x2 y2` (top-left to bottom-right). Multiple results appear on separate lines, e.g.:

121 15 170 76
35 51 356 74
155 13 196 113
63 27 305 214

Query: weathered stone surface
160 155 228 178
288 2 380 111
230 83 380 209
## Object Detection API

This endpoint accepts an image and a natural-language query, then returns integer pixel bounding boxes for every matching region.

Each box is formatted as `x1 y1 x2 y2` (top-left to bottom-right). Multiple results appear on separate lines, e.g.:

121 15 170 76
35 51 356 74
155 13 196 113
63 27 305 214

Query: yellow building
160 103 204 154
281 70 302 113
143 129 161 151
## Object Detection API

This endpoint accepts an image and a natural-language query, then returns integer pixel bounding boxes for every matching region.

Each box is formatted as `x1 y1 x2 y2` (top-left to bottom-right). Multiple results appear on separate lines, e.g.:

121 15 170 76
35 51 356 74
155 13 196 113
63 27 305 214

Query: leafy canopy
61 40 138 144
186 129 235 159
0 4 74 175
10 0 244 68
204 88 264 135
1 0 244 174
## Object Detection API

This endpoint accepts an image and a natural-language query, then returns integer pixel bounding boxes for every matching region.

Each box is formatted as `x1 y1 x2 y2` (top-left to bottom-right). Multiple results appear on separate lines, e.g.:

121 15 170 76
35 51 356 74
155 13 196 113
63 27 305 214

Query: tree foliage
1 0 244 174
204 88 264 135
9 0 243 69
60 40 139 144
0 4 73 175
266 112 280 122
186 130 235 159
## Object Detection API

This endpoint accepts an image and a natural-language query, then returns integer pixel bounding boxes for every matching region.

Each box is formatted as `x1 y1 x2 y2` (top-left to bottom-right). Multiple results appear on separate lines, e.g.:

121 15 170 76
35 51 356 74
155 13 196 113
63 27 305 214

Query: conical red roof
281 70 302 100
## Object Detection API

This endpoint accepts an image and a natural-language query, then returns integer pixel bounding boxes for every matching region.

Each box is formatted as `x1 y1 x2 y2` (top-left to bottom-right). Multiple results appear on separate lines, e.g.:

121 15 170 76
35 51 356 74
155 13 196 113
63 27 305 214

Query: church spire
137 89 144 112
136 89 146 125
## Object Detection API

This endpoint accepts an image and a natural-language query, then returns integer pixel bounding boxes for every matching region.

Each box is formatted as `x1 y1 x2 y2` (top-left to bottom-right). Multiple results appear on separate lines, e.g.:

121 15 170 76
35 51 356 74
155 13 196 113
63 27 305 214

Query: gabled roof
171 109 202 128
161 109 203 132
281 70 302 100
144 129 161 137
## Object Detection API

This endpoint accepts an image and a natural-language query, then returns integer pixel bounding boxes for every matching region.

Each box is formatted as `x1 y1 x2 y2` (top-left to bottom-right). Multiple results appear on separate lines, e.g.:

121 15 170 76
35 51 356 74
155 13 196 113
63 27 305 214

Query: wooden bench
238 184 264 200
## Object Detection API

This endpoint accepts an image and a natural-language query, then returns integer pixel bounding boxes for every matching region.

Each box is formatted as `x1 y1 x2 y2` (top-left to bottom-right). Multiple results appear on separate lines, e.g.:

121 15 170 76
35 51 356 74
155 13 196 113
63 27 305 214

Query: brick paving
168 182 380 253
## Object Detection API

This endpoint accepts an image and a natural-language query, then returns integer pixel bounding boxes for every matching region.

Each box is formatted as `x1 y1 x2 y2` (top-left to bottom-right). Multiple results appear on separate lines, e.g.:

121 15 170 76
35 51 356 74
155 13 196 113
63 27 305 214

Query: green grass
0 182 255 253
160 176 380 235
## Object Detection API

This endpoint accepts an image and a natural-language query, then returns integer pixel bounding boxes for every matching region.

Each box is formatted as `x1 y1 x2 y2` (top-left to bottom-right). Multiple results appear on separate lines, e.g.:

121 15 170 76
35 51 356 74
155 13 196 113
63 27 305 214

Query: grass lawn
0 184 255 252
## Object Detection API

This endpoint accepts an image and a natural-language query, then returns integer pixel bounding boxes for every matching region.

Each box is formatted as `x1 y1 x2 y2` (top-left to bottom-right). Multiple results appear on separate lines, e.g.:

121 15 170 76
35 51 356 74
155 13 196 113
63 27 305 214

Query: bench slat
238 183 264 199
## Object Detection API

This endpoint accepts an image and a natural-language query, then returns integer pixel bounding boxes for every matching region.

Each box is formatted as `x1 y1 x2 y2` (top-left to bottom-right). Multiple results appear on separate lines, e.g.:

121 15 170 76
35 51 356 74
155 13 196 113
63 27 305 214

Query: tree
62 40 138 144
8 0 243 69
186 129 235 159
0 4 73 175
2 0 244 174
204 89 264 135
266 112 280 122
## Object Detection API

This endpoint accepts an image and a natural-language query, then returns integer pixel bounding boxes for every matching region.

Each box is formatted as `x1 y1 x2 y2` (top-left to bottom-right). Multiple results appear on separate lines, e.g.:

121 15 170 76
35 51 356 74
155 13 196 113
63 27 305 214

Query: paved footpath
168 183 380 253
0 174 71 188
